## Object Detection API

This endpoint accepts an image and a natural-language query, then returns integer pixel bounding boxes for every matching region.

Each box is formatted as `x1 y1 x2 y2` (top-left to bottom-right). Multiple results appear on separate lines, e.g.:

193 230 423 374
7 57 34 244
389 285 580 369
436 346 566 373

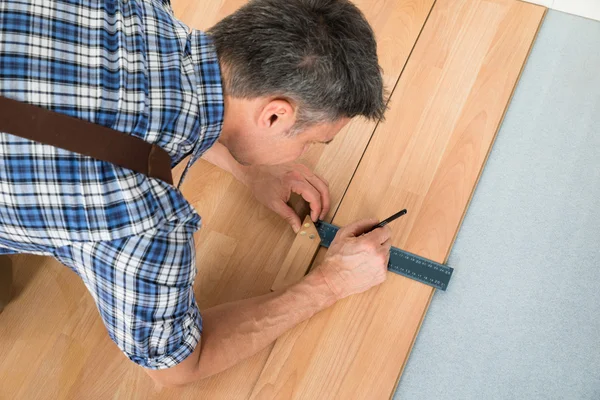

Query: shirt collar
177 31 224 189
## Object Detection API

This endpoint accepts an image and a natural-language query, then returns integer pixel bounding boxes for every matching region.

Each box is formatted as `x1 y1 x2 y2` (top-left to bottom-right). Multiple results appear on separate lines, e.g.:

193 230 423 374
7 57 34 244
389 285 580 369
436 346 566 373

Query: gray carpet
394 10 600 400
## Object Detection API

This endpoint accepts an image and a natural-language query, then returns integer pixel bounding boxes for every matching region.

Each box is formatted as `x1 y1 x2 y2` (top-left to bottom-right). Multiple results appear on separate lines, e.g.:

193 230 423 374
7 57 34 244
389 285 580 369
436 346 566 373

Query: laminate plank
249 1 546 399
271 216 320 292
0 0 435 398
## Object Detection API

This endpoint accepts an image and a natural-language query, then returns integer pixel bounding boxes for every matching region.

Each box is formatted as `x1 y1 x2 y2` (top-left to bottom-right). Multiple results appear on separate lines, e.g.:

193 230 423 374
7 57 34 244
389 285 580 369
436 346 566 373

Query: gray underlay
393 10 600 400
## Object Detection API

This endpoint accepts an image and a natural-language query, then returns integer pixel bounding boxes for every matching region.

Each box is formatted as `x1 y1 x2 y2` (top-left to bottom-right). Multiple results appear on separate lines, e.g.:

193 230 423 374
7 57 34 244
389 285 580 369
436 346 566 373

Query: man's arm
146 270 335 387
145 219 392 387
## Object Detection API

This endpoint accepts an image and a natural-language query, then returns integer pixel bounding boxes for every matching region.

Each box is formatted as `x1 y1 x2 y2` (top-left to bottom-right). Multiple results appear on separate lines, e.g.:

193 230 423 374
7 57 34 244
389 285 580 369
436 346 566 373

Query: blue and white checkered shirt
0 0 224 369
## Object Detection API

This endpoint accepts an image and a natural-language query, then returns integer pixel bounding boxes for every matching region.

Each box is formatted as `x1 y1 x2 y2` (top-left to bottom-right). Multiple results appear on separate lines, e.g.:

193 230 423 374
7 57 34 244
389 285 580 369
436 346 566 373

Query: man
0 0 392 386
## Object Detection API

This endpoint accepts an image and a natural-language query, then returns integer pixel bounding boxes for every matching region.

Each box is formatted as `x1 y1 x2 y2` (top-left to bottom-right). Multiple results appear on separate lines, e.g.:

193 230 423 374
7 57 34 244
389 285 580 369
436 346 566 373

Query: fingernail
293 224 300 233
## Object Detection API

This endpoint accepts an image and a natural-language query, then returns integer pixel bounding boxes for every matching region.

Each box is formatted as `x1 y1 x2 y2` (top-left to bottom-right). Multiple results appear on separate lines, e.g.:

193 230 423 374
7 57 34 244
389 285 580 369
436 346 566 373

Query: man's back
0 0 223 250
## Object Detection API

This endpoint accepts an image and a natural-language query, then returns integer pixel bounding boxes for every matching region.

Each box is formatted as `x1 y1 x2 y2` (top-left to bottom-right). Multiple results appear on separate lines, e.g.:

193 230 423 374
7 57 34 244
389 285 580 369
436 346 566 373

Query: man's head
209 0 386 166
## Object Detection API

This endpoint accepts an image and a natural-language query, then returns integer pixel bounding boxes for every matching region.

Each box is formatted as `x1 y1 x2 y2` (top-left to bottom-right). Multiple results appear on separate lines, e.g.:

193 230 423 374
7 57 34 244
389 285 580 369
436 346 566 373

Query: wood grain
271 216 320 291
249 1 546 399
0 0 435 399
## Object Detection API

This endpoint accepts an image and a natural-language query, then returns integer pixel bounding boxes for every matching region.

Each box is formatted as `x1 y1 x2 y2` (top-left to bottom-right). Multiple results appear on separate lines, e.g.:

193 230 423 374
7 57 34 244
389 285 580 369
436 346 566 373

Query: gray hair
208 0 386 133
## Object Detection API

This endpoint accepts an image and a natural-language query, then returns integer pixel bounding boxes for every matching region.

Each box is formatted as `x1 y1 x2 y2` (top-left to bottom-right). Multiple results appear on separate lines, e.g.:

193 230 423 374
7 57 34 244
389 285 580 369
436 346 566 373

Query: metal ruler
315 221 454 291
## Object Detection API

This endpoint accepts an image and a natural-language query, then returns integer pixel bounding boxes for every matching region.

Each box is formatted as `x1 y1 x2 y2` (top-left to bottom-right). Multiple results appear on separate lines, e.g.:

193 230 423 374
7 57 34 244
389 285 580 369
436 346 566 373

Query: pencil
365 209 407 234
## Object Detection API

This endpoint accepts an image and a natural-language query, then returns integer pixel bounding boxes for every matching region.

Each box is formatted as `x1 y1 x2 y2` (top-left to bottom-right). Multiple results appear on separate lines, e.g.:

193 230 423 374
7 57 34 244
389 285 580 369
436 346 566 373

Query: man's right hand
312 218 392 301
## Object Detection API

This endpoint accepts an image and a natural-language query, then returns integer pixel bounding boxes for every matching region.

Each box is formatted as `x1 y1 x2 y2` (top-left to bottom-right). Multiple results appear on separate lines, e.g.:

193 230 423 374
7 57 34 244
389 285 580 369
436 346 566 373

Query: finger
379 237 391 248
304 173 331 220
290 180 322 223
294 164 330 219
364 225 392 245
382 248 391 267
382 238 392 250
380 239 392 255
338 218 379 238
271 200 302 233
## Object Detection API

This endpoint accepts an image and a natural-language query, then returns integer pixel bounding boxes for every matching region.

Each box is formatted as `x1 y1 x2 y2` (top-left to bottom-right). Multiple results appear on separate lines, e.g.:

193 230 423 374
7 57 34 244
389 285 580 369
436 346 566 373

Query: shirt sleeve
53 209 203 369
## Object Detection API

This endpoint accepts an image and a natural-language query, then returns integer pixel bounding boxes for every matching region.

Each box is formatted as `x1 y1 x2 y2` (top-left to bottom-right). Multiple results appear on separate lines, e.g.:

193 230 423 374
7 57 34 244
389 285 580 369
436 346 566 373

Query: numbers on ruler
389 260 449 290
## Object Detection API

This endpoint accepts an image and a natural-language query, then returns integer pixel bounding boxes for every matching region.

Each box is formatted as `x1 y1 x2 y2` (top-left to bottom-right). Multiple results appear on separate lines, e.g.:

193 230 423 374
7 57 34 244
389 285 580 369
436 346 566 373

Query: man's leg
0 255 12 313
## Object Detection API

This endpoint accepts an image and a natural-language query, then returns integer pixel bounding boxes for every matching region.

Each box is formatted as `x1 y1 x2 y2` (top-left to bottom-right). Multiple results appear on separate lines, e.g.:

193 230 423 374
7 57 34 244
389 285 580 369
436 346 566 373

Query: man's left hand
240 163 330 233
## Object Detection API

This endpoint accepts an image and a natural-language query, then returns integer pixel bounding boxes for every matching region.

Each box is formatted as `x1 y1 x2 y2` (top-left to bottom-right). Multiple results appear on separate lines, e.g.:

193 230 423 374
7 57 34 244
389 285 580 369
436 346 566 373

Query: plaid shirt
0 0 224 369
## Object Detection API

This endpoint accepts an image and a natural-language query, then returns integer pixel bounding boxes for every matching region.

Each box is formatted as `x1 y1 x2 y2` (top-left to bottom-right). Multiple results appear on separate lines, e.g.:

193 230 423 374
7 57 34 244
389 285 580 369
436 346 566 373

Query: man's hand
240 163 331 232
311 218 392 300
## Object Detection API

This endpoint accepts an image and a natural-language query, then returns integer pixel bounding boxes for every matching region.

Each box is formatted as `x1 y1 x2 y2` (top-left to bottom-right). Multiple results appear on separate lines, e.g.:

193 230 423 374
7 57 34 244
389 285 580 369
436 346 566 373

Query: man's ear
258 99 295 131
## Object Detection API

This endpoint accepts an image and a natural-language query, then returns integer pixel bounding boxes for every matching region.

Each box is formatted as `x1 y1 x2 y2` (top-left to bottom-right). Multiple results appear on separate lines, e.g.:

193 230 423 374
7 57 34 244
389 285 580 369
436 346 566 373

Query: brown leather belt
0 96 173 185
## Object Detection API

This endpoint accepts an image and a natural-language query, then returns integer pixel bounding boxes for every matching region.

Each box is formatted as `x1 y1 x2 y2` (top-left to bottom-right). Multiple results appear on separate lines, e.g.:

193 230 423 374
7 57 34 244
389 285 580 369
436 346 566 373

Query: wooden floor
0 0 544 399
